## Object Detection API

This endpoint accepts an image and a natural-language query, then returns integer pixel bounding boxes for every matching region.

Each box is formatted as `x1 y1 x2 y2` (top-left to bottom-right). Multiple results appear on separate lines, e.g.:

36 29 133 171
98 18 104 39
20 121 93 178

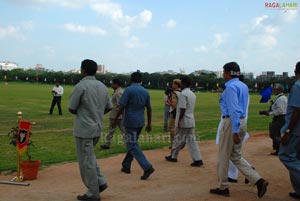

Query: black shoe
77 194 100 201
210 188 230 196
101 145 110 150
165 155 177 162
99 183 108 193
141 167 155 180
256 178 269 198
121 167 131 174
228 177 238 183
191 160 203 167
270 151 278 156
289 192 300 199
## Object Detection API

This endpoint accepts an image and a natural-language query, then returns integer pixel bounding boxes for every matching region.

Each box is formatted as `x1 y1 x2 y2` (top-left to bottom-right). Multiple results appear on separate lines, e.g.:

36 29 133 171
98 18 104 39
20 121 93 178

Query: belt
222 115 245 119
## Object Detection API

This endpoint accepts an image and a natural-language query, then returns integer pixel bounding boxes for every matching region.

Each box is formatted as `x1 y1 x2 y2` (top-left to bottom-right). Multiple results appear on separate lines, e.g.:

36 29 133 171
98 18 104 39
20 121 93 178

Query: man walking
114 71 155 180
69 59 112 201
49 82 63 115
101 79 125 149
259 83 287 155
166 79 181 148
165 76 203 167
279 62 300 200
210 62 268 198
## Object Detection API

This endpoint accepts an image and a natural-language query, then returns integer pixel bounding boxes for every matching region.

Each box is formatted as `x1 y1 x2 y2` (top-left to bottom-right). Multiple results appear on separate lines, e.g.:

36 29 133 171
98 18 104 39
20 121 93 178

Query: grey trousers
104 118 125 146
279 134 300 195
217 118 261 190
171 128 202 161
75 137 106 198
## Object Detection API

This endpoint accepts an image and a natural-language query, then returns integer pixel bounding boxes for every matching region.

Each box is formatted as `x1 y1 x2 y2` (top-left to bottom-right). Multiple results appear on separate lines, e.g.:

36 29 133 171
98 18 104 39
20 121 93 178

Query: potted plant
8 125 41 180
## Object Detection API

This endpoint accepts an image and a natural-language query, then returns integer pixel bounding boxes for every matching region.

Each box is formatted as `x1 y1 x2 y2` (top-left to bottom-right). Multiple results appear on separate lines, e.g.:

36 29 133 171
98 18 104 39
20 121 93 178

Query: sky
0 0 300 75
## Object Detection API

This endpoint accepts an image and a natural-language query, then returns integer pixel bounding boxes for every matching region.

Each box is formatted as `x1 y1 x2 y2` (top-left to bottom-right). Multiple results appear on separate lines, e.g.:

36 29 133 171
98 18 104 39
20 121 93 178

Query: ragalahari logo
265 2 298 10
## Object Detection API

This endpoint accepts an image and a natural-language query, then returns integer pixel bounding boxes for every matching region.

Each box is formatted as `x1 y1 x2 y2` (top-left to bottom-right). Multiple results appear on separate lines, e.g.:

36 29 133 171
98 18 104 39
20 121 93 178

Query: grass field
0 82 272 172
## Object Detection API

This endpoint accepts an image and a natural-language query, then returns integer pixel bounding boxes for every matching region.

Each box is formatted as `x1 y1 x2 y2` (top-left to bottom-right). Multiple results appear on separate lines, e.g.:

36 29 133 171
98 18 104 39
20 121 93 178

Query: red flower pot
20 160 41 180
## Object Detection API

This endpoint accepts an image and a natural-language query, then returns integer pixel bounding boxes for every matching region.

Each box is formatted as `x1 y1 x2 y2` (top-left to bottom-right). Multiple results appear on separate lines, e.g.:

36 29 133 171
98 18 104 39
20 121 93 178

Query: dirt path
0 132 294 201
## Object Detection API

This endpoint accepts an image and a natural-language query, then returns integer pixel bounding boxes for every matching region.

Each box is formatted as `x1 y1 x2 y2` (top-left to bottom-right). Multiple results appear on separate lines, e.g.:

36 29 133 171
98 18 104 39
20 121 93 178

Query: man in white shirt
49 82 64 115
259 83 287 155
165 76 203 167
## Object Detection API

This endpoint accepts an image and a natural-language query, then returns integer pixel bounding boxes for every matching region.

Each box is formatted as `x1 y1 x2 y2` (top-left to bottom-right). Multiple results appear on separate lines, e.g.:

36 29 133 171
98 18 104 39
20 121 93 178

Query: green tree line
0 69 296 91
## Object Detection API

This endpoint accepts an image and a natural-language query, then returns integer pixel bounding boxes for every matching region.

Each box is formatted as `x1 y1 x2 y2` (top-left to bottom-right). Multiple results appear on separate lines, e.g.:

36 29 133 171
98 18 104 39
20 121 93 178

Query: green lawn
0 82 272 171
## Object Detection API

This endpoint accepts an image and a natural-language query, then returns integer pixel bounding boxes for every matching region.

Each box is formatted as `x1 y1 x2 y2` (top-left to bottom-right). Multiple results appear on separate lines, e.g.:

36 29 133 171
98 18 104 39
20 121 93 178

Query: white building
0 61 19 70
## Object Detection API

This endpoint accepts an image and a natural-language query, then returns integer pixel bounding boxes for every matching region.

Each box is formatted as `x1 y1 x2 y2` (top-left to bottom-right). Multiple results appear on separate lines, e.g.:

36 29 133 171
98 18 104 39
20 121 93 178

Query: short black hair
180 76 191 87
223 62 241 78
112 78 122 86
296 62 300 74
81 59 97 76
131 71 142 83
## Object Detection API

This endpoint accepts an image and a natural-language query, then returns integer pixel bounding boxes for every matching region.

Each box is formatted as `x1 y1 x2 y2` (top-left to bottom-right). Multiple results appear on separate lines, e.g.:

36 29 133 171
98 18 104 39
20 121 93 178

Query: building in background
0 61 19 70
97 64 106 74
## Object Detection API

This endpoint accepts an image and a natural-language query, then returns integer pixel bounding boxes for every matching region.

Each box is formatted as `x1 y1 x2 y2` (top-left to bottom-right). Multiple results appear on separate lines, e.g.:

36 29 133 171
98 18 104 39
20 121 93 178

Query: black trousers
269 115 285 151
49 96 62 115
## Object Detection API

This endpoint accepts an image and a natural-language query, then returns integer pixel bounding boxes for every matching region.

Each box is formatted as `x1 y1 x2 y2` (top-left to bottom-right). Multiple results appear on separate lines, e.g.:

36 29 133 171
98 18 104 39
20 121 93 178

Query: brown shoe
256 178 269 198
210 188 230 197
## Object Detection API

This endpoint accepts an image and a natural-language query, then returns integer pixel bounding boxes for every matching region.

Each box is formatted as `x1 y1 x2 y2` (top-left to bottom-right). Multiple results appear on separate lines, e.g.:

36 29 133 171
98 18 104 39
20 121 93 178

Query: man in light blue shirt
114 71 155 180
279 62 300 199
210 62 268 198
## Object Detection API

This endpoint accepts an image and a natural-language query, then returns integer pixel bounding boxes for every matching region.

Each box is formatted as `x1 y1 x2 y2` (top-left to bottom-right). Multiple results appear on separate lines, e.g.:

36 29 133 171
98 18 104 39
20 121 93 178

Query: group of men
66 59 300 201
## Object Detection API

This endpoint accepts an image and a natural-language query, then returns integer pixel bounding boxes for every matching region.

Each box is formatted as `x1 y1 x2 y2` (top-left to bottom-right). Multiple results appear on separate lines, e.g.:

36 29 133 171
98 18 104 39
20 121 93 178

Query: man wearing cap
167 79 181 148
165 76 203 167
210 62 268 198
279 62 300 200
69 59 112 201
101 79 125 150
259 83 287 155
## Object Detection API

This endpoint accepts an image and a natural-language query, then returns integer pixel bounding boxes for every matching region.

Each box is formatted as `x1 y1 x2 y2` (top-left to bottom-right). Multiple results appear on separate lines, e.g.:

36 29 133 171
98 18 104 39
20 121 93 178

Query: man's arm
177 108 186 128
286 107 300 132
68 86 82 115
145 103 152 132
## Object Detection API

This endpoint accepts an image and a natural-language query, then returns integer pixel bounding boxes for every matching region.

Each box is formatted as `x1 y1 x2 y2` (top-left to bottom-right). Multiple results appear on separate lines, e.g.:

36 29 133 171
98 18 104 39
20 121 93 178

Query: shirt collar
225 78 239 87
81 76 96 81
275 93 284 98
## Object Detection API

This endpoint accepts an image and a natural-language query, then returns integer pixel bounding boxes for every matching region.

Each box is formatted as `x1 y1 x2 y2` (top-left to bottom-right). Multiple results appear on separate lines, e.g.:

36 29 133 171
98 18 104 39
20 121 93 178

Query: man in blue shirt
210 62 268 198
279 62 300 200
114 71 155 180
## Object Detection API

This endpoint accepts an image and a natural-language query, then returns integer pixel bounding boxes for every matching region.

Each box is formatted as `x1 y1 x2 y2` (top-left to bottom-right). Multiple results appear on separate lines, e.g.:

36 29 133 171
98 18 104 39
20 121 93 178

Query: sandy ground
0 132 295 201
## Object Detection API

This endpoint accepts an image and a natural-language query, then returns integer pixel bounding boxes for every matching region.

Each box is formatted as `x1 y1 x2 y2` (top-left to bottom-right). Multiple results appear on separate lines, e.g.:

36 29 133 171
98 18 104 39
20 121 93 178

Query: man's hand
177 121 182 129
145 124 152 133
281 133 290 146
259 110 269 116
233 134 241 144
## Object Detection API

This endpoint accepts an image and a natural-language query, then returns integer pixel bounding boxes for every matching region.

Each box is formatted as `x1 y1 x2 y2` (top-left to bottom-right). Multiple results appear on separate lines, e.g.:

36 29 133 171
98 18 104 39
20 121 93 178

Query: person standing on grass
279 62 300 200
69 59 112 201
49 82 64 115
165 76 203 167
167 79 181 148
210 62 268 198
259 83 287 156
113 71 155 180
101 79 125 150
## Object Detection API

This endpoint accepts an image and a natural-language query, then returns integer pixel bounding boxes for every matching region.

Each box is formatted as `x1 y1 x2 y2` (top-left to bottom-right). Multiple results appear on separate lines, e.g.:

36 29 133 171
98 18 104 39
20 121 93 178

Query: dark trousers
49 96 62 115
122 127 152 171
269 115 285 151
